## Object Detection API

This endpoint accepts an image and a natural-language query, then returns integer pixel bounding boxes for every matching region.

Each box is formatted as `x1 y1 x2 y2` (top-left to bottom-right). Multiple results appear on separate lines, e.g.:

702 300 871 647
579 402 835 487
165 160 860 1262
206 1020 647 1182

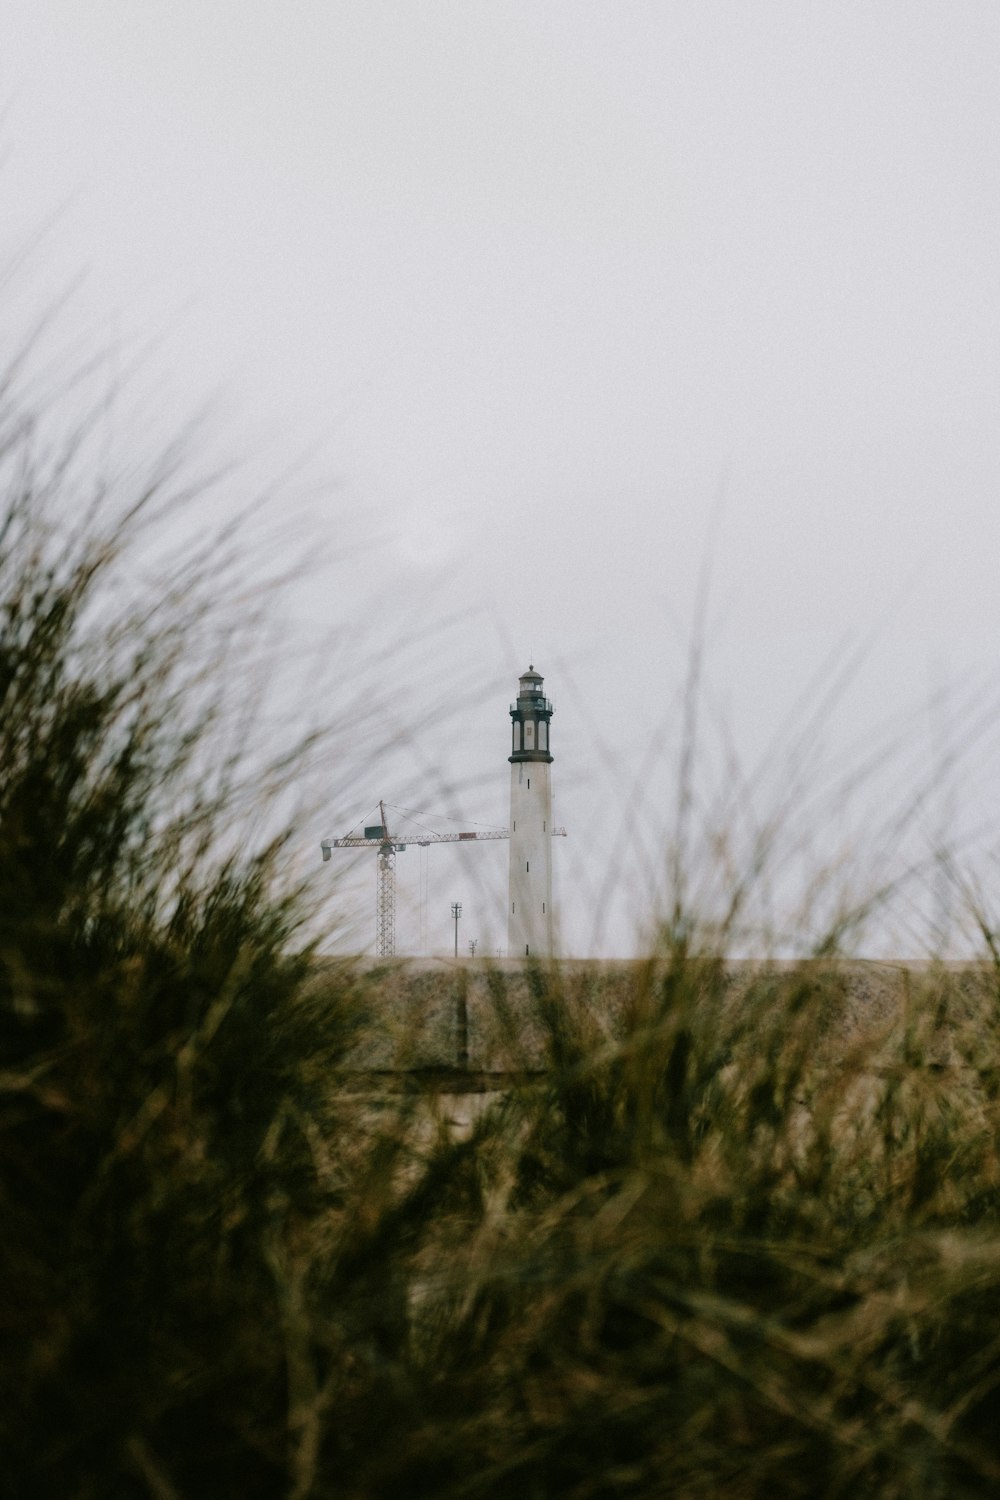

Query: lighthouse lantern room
508 665 554 958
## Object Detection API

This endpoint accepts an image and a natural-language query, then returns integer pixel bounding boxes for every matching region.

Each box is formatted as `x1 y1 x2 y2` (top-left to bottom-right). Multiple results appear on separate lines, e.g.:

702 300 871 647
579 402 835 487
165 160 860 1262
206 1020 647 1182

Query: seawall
307 957 984 1092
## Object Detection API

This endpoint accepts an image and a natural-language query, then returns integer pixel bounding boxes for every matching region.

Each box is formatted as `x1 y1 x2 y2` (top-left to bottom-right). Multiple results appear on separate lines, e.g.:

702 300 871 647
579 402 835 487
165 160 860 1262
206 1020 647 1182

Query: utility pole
452 902 462 958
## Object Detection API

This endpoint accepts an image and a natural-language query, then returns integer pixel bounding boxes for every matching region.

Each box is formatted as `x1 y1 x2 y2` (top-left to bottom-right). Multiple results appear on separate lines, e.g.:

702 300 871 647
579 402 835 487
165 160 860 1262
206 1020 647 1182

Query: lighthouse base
508 759 553 958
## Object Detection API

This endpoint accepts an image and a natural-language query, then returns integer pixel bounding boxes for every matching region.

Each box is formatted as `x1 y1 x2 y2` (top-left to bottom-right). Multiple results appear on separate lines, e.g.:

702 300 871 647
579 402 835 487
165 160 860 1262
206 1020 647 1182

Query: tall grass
0 384 356 1492
401 956 1000 1499
6 357 1000 1498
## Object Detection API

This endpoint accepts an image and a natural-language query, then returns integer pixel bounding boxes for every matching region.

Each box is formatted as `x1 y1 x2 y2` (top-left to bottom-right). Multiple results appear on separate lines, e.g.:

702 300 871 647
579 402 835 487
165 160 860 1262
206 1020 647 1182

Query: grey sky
6 3 1000 955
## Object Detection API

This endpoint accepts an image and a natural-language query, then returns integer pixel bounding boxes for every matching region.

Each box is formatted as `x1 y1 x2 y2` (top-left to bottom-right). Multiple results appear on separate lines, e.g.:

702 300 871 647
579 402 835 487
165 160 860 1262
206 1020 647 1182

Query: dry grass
6 319 1000 1498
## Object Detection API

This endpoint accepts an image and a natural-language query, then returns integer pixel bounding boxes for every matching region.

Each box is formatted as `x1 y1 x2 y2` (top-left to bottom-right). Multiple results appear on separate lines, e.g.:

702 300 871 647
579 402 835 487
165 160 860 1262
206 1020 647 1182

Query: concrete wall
309 957 983 1090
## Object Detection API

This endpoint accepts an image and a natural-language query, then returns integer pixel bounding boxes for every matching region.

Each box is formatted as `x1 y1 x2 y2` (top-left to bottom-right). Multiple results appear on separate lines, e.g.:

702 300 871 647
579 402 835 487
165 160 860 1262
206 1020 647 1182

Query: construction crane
320 800 565 957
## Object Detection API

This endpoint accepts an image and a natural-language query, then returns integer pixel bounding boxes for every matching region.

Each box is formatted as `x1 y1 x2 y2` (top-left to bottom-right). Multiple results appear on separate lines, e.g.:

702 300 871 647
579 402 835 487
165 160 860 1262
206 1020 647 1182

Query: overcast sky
6 3 1000 956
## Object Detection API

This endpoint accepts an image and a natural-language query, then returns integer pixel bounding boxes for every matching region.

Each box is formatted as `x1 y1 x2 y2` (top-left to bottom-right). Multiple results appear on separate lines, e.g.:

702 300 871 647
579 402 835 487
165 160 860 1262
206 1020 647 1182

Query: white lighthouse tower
508 665 554 958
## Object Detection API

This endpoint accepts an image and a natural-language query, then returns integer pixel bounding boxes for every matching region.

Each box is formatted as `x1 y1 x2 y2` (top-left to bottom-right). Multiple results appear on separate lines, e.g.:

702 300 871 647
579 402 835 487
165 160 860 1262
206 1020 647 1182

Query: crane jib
325 827 565 849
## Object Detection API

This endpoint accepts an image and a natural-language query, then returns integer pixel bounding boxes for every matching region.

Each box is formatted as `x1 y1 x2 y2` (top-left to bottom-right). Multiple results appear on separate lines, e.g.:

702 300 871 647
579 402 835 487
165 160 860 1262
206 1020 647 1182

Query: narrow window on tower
511 902 515 914
527 778 530 789
542 902 546 913
526 861 529 872
513 820 516 831
525 944 529 956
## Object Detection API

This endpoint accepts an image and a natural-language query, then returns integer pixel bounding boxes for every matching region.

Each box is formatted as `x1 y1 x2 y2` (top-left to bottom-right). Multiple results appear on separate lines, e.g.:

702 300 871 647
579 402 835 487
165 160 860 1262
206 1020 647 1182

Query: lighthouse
508 665 554 958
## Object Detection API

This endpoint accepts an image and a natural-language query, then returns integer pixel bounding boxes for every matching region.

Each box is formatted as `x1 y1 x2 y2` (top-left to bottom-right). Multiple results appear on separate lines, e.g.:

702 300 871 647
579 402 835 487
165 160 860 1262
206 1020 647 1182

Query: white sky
5 2 1000 956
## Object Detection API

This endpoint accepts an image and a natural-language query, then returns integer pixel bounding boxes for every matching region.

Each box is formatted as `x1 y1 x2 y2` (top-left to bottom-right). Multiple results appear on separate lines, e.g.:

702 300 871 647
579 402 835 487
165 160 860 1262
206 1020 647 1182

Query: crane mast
375 800 395 959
